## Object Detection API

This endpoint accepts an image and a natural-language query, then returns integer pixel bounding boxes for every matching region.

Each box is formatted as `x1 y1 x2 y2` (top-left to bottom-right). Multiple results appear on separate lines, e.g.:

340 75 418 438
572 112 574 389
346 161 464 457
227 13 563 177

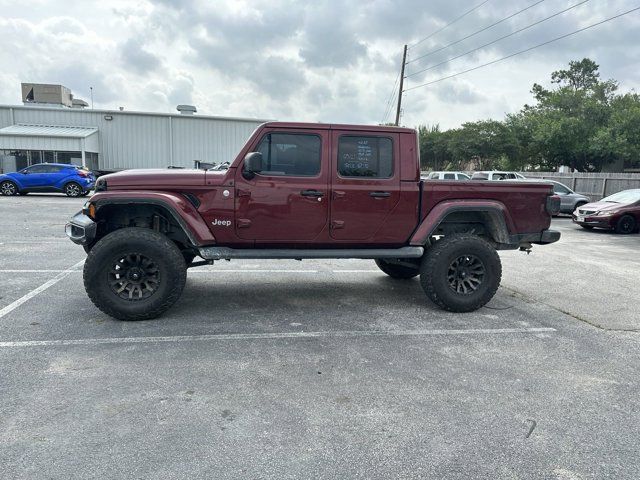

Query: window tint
443 173 455 179
338 136 393 178
553 183 570 194
256 133 321 176
27 165 48 173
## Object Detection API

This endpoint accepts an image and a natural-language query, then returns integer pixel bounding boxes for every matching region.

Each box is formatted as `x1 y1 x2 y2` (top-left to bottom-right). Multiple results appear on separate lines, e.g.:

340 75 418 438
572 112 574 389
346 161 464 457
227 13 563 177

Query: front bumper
65 211 97 245
572 214 613 229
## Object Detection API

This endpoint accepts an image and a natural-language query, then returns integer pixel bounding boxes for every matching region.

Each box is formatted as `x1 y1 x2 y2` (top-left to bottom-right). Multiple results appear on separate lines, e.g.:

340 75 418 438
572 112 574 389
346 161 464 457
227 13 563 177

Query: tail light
77 169 89 177
546 195 561 215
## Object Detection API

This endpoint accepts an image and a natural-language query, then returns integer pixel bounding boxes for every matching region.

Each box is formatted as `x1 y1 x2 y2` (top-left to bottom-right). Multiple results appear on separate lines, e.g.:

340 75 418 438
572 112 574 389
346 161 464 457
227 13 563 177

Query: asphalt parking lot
1 195 639 479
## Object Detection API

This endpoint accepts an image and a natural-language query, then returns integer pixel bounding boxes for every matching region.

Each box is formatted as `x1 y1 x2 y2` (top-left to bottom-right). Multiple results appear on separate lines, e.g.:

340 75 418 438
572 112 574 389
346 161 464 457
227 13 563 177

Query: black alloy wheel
615 215 637 234
446 254 486 295
108 253 160 301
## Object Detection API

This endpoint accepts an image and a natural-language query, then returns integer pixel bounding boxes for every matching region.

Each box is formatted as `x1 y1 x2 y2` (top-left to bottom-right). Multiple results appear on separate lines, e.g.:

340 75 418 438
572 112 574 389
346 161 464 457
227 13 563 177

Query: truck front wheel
420 234 501 312
83 227 187 321
374 258 419 279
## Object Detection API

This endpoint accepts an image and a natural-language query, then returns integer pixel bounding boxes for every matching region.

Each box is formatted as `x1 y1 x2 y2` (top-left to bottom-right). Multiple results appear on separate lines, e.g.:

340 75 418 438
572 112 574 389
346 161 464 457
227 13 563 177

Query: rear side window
458 173 470 180
553 183 570 194
443 173 455 180
338 136 393 178
256 133 321 176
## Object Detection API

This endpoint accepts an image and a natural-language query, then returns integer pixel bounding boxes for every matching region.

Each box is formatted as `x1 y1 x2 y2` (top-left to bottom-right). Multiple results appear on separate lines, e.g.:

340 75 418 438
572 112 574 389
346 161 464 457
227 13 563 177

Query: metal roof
0 124 98 138
0 104 272 124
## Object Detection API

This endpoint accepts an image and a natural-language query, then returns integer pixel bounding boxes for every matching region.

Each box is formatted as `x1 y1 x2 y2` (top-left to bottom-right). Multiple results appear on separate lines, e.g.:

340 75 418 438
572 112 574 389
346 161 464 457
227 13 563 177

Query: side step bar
198 246 424 261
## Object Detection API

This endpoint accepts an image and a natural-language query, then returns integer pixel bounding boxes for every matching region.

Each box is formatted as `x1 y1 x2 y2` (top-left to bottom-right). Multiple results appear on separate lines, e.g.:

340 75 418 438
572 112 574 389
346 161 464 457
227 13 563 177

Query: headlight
595 210 617 216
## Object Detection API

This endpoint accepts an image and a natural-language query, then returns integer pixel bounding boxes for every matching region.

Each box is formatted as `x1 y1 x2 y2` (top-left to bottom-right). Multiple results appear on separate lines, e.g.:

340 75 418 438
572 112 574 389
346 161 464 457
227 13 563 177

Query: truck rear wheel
374 258 419 279
420 234 501 312
83 227 187 321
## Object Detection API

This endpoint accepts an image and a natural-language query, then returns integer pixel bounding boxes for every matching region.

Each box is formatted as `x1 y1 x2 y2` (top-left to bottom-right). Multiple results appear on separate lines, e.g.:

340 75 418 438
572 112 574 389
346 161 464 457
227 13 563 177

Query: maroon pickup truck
66 122 560 321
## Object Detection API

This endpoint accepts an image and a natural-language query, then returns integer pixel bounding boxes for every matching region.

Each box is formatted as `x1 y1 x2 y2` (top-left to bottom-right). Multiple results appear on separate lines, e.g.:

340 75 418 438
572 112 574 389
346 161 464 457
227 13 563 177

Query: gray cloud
120 37 162 74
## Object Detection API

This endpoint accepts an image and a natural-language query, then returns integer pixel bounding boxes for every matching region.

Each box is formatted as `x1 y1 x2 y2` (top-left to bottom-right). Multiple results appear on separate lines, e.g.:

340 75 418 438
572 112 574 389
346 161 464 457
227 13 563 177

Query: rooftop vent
71 98 89 109
177 104 197 115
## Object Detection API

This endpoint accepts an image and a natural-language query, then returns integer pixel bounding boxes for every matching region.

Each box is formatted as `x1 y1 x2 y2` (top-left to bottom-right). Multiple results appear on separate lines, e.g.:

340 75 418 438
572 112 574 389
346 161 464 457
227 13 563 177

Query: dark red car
572 189 640 234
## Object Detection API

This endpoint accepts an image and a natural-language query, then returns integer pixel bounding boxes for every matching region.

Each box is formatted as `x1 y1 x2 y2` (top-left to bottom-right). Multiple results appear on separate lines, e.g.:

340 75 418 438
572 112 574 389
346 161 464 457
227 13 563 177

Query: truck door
330 131 400 240
234 129 329 241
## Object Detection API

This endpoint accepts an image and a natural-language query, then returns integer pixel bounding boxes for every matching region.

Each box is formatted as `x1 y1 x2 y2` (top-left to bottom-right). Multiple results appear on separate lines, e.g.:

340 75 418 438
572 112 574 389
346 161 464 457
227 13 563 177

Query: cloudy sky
0 0 638 129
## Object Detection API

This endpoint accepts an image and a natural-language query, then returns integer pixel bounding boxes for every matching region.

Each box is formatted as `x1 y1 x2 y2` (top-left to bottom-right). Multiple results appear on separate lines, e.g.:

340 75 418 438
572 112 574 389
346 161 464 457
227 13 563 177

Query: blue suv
0 163 95 197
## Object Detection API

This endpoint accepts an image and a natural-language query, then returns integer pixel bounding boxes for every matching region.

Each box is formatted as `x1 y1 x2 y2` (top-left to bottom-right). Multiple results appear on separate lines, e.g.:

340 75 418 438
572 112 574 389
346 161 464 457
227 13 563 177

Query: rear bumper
509 229 561 245
65 211 97 245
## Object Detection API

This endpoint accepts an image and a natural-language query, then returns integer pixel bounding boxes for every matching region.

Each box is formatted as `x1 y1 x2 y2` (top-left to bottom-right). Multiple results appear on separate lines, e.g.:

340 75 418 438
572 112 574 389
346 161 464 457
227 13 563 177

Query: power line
408 0 490 50
406 0 590 79
404 6 640 93
407 0 547 65
381 70 400 124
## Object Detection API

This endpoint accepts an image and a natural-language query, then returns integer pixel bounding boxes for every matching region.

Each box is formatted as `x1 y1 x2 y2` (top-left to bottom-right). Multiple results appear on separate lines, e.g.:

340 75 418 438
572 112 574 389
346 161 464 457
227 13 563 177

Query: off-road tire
374 258 419 279
1 180 18 196
420 234 501 312
64 182 83 197
615 215 636 234
83 227 187 320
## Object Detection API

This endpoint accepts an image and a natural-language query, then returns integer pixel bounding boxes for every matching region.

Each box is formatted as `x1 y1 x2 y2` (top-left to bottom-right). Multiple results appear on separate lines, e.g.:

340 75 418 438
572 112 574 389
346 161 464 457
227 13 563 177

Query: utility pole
395 44 407 126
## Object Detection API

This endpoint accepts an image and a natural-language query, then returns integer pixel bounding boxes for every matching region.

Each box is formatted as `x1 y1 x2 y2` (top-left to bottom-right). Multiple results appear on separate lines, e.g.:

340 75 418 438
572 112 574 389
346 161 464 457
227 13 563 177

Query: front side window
338 136 393 178
256 133 321 176
443 173 455 180
25 165 47 173
553 183 570 194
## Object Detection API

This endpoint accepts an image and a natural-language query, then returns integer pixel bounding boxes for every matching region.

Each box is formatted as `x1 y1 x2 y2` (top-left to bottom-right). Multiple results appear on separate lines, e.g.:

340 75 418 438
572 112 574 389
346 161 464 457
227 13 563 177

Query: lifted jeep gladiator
66 122 560 321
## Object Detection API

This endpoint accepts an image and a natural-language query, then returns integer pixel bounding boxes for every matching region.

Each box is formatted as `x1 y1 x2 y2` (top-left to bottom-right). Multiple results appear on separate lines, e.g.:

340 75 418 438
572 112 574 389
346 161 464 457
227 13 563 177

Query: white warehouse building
0 83 268 173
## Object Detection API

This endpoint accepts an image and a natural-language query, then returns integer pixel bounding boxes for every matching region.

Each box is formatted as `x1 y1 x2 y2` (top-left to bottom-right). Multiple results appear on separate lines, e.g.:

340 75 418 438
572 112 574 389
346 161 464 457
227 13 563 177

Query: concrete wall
0 105 267 170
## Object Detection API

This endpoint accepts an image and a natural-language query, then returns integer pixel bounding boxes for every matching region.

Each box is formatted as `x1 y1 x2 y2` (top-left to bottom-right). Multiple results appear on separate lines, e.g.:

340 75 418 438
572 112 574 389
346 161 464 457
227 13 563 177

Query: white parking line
0 327 556 348
0 269 81 273
0 260 85 320
188 269 319 273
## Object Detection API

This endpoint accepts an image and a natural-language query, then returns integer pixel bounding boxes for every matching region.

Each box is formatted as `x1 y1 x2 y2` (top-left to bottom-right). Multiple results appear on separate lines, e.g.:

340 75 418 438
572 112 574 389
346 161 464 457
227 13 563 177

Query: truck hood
101 169 214 188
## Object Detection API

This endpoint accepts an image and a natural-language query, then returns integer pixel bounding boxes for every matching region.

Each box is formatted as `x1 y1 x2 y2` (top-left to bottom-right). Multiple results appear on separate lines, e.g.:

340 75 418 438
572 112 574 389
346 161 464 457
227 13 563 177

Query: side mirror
242 152 263 179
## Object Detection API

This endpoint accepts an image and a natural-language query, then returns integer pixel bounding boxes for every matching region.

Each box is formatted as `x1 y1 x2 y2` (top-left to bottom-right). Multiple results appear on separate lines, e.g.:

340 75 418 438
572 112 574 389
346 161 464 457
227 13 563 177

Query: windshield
601 189 640 204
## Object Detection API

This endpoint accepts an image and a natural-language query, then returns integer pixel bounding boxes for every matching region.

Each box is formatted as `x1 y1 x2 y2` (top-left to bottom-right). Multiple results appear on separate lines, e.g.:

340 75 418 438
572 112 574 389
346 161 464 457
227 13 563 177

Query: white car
425 171 471 180
471 171 526 180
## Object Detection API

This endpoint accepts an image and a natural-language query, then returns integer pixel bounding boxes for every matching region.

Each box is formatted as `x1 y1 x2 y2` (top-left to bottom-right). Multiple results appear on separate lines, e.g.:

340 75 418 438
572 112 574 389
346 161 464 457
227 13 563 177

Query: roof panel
0 123 98 138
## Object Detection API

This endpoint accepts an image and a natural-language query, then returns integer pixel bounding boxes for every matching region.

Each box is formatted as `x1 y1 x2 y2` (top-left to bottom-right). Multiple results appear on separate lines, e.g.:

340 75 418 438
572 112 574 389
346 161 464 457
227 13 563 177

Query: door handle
369 191 391 198
301 189 324 197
